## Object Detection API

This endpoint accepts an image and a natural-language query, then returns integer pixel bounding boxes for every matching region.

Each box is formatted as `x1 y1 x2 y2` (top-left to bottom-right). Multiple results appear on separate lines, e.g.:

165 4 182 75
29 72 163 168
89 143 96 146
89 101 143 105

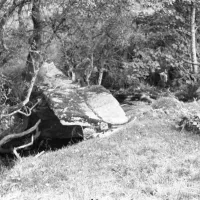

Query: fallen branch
13 135 35 160
13 126 41 160
0 119 41 153
35 150 45 158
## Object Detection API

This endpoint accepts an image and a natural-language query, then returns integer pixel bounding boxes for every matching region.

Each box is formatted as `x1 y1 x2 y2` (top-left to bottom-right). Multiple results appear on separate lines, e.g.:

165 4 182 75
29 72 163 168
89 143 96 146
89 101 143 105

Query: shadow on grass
0 137 83 171
0 153 16 171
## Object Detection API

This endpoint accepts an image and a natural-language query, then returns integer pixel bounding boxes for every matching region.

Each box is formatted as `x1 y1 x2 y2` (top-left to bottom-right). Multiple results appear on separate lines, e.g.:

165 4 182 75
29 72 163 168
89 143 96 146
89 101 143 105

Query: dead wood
13 126 40 160
0 119 41 153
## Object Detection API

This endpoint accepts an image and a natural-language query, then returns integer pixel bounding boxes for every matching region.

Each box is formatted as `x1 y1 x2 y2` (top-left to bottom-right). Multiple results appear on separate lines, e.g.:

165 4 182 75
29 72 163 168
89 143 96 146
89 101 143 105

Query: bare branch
180 58 200 66
17 98 41 117
0 119 41 149
35 150 45 158
13 134 34 160
1 67 40 117
166 53 200 67
13 126 41 160
13 126 41 159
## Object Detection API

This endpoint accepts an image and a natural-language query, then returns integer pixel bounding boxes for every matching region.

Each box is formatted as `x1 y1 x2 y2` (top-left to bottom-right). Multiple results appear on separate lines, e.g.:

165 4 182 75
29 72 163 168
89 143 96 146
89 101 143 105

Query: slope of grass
1 102 200 200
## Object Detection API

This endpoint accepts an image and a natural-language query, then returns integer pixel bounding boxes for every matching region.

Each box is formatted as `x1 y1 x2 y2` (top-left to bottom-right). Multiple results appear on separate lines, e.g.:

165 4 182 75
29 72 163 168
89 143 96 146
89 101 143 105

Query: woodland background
1 0 200 106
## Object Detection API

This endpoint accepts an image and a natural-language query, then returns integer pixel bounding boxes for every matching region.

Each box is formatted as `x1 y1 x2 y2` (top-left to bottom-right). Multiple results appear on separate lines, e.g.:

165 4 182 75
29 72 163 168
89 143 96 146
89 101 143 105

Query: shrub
175 82 200 102
178 114 200 134
152 96 182 110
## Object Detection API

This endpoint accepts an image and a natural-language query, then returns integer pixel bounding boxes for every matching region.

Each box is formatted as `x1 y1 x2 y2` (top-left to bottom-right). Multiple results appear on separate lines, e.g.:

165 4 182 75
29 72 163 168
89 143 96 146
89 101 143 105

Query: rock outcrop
35 62 128 139
0 62 129 153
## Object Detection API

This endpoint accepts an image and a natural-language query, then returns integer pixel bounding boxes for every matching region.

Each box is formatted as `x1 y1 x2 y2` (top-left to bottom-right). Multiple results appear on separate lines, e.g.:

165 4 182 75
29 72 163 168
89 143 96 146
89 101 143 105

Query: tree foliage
0 0 200 89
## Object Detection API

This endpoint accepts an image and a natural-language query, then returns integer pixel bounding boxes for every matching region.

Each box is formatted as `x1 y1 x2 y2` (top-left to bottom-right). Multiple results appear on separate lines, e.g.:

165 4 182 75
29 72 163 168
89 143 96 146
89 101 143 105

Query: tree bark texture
190 2 198 74
98 59 105 85
18 3 25 30
0 0 26 66
25 0 43 81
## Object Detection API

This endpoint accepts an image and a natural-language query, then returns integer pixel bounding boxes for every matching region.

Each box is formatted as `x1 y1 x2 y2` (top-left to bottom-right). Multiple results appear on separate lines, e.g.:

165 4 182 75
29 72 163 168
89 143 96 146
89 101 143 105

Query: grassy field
0 101 200 200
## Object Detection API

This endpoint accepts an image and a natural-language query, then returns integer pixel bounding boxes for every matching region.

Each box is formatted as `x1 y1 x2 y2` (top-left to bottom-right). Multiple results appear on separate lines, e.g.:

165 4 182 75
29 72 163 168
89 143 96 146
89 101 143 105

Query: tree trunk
24 0 43 81
18 3 24 30
84 53 94 85
98 59 105 85
91 53 94 71
190 2 198 74
0 0 24 66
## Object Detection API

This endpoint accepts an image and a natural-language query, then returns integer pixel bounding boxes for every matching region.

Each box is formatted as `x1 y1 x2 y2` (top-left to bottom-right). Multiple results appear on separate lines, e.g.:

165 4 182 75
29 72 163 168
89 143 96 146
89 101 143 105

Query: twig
13 134 34 160
15 134 35 150
166 50 200 66
13 148 21 160
17 98 41 116
13 126 41 159
35 151 45 158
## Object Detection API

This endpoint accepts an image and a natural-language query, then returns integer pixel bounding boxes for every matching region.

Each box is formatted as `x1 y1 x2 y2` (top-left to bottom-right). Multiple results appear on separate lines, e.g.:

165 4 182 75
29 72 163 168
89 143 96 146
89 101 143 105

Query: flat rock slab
38 62 128 127
78 86 128 125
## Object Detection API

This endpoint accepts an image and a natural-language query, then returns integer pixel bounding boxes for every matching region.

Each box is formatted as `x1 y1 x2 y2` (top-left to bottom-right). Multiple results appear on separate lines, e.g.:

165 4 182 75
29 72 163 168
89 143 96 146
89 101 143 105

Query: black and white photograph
0 0 200 199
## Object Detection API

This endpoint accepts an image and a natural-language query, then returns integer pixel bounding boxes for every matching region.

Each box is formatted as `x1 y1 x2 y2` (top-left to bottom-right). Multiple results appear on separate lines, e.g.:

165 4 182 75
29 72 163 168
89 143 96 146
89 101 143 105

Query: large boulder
35 62 128 139
45 85 128 126
0 62 128 153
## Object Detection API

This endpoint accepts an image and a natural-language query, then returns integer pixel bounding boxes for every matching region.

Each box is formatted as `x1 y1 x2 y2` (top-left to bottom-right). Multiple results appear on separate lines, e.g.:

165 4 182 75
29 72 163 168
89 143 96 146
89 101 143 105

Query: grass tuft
152 96 183 110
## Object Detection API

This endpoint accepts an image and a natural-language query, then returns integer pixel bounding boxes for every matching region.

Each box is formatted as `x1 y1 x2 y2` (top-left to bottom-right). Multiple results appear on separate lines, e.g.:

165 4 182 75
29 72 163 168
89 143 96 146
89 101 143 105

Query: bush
175 82 200 102
178 114 200 134
101 70 132 90
177 100 200 133
152 96 182 110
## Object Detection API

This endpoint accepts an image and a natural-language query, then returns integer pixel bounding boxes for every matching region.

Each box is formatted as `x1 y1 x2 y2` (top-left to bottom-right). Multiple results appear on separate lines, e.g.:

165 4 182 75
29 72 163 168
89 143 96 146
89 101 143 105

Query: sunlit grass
1 102 200 199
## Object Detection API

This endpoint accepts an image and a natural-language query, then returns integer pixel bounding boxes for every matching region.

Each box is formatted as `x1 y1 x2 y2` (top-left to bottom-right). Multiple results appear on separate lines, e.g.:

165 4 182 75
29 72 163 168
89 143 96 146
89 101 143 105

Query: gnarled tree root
0 119 41 155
